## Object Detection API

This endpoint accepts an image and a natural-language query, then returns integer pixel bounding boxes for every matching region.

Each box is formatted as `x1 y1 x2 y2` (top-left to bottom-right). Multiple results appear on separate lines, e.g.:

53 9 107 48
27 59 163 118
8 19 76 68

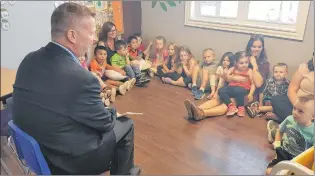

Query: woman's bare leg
203 103 228 117
198 96 221 110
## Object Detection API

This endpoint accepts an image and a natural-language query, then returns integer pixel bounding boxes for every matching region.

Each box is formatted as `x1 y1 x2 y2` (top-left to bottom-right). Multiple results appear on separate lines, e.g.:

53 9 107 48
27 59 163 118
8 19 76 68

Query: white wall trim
184 1 311 41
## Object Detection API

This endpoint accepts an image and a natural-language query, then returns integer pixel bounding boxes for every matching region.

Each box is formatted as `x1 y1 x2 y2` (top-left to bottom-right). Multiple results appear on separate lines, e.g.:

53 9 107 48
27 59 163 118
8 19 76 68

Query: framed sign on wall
54 1 124 37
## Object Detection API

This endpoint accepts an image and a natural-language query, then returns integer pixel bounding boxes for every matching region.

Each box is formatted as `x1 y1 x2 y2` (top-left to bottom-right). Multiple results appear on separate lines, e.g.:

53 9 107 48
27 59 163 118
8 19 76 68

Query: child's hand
126 52 130 58
181 60 187 66
118 69 126 76
216 73 226 79
143 50 148 56
248 94 253 102
207 92 216 100
148 41 153 47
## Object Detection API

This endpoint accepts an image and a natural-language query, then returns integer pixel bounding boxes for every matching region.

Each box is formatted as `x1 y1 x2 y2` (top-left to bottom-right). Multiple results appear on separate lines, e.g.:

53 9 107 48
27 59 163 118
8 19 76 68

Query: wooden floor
1 77 276 175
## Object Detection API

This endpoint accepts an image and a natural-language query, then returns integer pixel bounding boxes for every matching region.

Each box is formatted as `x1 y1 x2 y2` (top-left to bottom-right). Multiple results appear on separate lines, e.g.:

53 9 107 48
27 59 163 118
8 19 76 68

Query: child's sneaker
194 89 205 100
135 77 150 86
267 120 279 143
102 97 110 107
246 105 258 118
125 78 136 91
188 83 192 89
162 77 172 84
191 86 198 96
109 87 116 103
147 69 154 78
226 103 238 116
237 106 245 117
119 83 127 95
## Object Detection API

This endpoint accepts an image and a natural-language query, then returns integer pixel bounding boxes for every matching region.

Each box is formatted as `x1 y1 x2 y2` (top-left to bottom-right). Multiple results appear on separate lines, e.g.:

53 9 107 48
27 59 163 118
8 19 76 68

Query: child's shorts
267 147 294 168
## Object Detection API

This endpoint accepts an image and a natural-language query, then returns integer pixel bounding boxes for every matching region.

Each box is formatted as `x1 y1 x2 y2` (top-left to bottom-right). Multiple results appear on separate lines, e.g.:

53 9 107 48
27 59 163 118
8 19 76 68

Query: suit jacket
12 42 117 173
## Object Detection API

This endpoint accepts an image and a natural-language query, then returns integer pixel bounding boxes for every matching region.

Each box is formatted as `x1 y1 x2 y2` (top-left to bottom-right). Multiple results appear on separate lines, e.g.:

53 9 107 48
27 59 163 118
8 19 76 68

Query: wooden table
1 67 16 97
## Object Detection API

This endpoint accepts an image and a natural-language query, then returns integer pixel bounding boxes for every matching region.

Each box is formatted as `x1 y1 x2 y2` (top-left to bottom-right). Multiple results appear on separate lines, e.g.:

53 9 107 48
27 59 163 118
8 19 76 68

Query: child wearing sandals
265 95 314 175
246 63 290 118
218 51 255 117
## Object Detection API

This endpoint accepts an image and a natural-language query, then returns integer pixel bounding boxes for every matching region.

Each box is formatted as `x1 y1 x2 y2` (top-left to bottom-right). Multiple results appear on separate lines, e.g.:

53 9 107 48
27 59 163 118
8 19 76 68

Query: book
117 112 144 117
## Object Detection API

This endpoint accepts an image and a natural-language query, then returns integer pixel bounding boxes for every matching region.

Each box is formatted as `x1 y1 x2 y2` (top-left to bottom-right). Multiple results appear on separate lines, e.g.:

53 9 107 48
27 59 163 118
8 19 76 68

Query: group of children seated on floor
121 34 313 174
78 34 152 106
79 32 313 174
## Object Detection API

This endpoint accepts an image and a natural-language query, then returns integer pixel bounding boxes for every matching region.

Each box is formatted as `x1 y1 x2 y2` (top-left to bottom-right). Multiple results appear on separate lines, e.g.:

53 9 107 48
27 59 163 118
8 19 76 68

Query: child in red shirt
218 51 256 117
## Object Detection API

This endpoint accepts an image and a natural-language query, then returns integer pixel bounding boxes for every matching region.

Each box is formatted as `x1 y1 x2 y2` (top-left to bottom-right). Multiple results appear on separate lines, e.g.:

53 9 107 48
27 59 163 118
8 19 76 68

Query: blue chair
8 120 51 175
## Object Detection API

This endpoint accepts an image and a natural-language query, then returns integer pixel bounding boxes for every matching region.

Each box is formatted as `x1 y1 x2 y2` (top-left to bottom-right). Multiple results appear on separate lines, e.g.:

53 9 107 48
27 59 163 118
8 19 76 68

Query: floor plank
1 76 275 174
112 77 275 174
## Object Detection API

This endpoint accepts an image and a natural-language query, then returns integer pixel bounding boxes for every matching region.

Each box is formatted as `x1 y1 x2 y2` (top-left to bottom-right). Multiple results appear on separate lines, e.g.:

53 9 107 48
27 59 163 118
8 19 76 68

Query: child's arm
214 66 226 92
248 69 256 102
126 53 131 65
129 54 140 61
143 41 153 56
183 59 196 76
259 93 264 106
207 73 217 99
162 58 171 73
105 63 126 76
225 67 235 83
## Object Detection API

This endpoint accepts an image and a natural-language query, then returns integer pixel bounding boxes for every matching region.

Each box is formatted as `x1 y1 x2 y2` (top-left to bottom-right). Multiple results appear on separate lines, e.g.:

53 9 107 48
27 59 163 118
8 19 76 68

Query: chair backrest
8 120 51 175
1 96 13 136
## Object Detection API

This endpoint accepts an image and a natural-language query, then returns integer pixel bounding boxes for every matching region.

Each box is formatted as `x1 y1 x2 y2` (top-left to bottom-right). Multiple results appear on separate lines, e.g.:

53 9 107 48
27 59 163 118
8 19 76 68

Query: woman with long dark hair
98 22 118 64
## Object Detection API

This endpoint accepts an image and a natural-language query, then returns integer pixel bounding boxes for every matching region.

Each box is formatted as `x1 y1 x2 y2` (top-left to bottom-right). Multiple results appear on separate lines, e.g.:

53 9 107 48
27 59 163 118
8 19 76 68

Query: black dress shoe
130 166 141 175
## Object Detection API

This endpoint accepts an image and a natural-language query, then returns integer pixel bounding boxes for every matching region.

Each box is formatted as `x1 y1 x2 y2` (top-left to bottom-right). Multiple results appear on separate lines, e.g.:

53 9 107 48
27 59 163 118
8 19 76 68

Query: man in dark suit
12 2 140 175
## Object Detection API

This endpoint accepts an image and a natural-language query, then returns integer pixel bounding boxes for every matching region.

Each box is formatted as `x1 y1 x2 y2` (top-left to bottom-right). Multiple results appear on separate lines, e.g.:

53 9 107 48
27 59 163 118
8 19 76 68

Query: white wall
141 1 314 78
1 1 55 69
